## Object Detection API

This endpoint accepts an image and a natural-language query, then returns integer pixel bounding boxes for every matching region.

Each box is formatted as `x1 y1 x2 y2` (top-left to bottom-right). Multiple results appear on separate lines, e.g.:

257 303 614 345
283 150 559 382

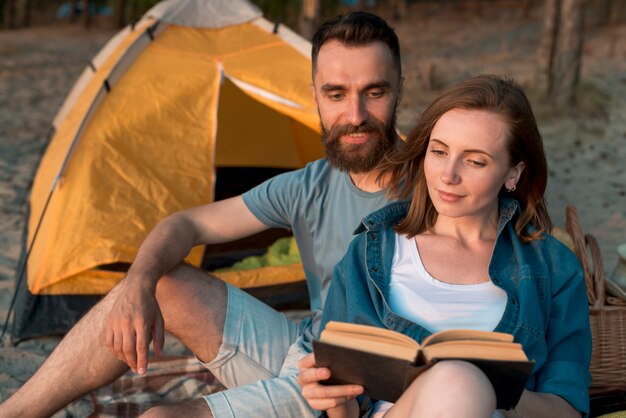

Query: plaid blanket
90 356 225 417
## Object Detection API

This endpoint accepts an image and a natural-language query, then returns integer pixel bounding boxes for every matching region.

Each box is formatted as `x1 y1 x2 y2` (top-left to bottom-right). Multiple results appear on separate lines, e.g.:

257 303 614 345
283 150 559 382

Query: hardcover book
313 321 534 409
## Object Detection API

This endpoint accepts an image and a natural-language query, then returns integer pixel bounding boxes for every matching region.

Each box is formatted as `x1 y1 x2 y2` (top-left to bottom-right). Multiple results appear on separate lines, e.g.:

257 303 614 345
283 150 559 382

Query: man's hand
104 277 164 375
298 353 363 417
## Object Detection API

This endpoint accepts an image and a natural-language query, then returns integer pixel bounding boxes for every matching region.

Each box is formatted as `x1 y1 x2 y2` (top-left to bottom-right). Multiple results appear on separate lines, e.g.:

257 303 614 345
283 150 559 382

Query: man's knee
140 398 213 418
154 263 228 361
156 263 226 307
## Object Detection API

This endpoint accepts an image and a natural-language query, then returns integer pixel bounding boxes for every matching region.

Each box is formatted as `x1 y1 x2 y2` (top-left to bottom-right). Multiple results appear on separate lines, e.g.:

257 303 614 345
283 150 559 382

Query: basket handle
585 233 606 308
565 205 603 307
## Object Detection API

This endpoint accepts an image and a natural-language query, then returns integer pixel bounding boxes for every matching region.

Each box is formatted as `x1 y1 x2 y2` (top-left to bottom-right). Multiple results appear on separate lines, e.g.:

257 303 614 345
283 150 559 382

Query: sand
0 3 624 416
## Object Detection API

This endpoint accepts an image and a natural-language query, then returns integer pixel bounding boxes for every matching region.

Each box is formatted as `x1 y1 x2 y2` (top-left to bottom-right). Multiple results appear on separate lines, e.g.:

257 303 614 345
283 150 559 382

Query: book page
422 329 514 347
423 340 528 362
320 333 418 362
320 321 420 362
323 321 420 348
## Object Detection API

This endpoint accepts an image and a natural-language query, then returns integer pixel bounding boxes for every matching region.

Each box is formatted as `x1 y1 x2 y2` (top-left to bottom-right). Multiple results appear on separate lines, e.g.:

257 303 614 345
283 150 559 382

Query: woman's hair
385 75 551 242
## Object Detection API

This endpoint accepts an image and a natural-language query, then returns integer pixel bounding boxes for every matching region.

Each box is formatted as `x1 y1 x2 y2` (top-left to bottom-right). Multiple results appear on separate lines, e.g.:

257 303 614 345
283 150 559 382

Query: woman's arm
503 390 581 418
527 240 592 416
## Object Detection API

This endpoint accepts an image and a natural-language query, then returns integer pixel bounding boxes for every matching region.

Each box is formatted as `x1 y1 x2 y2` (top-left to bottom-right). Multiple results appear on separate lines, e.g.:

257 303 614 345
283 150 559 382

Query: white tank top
369 233 508 418
389 232 507 333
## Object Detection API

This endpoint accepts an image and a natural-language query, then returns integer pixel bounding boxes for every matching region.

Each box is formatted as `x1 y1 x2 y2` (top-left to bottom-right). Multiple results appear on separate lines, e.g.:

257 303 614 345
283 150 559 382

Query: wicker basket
565 205 626 389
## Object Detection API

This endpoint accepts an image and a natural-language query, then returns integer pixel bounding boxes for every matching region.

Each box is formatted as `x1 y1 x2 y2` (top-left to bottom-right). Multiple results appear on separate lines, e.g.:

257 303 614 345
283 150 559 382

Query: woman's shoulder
354 200 411 233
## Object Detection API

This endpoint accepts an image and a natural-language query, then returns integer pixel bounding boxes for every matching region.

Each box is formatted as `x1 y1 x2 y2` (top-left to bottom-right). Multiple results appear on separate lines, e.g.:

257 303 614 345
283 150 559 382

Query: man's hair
384 75 551 242
311 12 401 78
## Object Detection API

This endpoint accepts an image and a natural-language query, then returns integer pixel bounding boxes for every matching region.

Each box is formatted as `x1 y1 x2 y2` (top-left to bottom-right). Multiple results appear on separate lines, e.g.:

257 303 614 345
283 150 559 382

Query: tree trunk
390 0 406 21
70 0 80 23
299 0 320 41
536 0 560 90
536 0 585 106
550 0 584 106
599 0 613 25
82 0 91 28
3 0 17 29
23 0 34 27
114 0 126 28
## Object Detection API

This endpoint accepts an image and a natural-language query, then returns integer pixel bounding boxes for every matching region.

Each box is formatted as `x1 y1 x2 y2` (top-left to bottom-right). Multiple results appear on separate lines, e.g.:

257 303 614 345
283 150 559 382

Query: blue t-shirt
242 159 391 343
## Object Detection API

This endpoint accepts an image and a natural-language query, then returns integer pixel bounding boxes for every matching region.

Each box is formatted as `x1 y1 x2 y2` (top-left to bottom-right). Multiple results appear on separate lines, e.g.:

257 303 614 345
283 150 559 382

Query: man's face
312 40 402 173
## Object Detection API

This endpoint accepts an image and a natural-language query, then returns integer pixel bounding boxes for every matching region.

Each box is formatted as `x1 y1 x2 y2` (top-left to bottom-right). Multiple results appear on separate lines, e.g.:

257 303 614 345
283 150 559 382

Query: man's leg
0 264 230 418
145 267 305 418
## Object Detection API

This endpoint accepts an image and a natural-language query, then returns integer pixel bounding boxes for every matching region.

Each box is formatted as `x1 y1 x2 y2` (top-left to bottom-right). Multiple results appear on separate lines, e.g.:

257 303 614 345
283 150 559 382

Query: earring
507 185 516 192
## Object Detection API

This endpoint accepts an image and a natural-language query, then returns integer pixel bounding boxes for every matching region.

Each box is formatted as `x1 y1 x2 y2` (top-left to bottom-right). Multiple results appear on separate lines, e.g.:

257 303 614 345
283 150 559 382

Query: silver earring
507 185 516 192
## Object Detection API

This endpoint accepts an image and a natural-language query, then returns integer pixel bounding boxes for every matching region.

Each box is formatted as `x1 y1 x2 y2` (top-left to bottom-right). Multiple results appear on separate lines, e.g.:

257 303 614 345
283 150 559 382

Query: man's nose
346 95 368 126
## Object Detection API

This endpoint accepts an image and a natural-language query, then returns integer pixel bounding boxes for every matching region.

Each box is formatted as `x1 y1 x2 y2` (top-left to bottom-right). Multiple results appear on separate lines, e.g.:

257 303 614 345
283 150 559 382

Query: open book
313 321 534 409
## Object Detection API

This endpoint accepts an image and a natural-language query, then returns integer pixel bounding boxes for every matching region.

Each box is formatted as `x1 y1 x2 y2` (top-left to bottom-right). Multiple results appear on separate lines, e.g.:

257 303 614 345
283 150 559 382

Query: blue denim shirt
320 199 592 416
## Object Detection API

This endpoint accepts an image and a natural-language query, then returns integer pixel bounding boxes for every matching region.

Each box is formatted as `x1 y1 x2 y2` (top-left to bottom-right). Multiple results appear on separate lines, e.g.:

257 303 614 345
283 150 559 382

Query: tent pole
0 177 59 344
18 126 56 210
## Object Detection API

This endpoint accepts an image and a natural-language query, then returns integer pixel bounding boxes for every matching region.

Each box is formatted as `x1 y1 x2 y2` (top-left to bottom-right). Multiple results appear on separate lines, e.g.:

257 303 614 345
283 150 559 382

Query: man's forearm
126 213 199 287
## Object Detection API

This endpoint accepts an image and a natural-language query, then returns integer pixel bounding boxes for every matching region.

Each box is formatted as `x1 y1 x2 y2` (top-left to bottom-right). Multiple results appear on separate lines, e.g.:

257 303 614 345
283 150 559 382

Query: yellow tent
12 0 322 340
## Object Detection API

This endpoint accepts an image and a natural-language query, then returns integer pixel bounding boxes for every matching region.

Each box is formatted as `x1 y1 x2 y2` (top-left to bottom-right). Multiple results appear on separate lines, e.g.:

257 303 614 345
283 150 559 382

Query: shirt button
372 266 378 272
368 220 374 225
370 234 377 240
510 298 518 306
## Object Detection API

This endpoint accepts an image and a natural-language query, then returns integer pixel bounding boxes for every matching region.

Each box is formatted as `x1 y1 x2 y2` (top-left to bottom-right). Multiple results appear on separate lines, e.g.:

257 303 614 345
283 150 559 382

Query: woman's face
424 108 523 221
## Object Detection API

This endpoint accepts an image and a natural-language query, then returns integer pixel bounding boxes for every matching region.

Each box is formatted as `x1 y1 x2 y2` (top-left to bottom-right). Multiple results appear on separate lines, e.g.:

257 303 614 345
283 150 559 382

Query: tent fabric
25 0 322 298
146 0 262 29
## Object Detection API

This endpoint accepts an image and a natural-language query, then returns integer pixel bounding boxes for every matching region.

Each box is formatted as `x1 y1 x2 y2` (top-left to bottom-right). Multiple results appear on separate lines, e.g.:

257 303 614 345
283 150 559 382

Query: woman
297 75 591 418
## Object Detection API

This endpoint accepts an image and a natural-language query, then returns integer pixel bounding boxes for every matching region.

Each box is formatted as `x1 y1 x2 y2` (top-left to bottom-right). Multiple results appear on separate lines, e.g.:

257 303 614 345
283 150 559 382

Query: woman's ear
505 161 525 191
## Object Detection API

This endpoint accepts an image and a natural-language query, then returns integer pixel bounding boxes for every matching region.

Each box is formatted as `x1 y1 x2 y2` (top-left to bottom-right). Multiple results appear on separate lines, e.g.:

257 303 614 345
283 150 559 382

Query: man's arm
105 196 268 374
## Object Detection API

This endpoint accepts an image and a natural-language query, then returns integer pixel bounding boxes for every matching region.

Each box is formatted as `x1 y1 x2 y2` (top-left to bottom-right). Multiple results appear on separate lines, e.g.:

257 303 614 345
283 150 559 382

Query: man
0 11 404 418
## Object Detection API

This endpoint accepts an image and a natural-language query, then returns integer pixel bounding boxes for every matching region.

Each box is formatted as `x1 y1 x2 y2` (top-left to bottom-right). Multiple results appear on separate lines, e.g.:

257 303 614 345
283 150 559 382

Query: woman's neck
430 210 499 246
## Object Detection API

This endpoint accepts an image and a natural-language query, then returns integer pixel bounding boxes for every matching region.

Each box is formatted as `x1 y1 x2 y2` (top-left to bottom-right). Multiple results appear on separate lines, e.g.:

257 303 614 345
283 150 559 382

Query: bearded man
0 11 404 418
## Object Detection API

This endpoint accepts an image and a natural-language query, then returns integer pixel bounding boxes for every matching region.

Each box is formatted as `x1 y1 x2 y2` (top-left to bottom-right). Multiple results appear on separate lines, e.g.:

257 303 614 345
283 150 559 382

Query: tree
389 0 406 21
114 0 126 28
3 0 17 28
536 0 585 106
299 0 320 40
598 0 615 25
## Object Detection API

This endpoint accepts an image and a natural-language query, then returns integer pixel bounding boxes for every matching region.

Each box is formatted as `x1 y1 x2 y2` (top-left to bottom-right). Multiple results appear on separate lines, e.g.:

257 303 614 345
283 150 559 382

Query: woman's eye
430 149 446 156
468 159 486 167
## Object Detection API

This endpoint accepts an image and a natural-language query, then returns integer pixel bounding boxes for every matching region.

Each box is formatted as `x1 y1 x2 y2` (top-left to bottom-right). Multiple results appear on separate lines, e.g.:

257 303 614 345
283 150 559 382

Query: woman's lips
437 190 464 202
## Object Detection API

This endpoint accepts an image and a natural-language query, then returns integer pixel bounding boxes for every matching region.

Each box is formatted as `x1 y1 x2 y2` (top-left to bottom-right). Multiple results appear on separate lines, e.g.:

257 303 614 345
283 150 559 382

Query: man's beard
322 115 397 174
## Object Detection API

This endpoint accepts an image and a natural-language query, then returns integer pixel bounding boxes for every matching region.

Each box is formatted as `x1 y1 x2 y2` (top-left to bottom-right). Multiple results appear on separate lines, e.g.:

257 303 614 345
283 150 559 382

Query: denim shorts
201 283 318 417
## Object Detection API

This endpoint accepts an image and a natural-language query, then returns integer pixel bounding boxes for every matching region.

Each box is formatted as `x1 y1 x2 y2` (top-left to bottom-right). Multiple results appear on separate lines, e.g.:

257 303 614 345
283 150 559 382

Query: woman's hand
298 353 363 417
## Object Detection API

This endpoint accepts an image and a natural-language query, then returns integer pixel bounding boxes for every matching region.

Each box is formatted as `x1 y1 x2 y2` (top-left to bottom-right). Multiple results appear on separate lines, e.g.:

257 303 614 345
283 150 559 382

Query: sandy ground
0 3 624 416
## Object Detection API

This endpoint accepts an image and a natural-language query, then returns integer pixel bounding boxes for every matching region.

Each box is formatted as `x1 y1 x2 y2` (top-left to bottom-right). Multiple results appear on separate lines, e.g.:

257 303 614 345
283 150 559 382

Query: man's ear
311 83 318 107
398 76 405 102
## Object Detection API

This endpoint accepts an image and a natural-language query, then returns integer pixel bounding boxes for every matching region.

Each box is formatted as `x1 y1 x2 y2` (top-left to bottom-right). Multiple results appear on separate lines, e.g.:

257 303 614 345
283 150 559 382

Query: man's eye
368 90 384 98
329 93 344 101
